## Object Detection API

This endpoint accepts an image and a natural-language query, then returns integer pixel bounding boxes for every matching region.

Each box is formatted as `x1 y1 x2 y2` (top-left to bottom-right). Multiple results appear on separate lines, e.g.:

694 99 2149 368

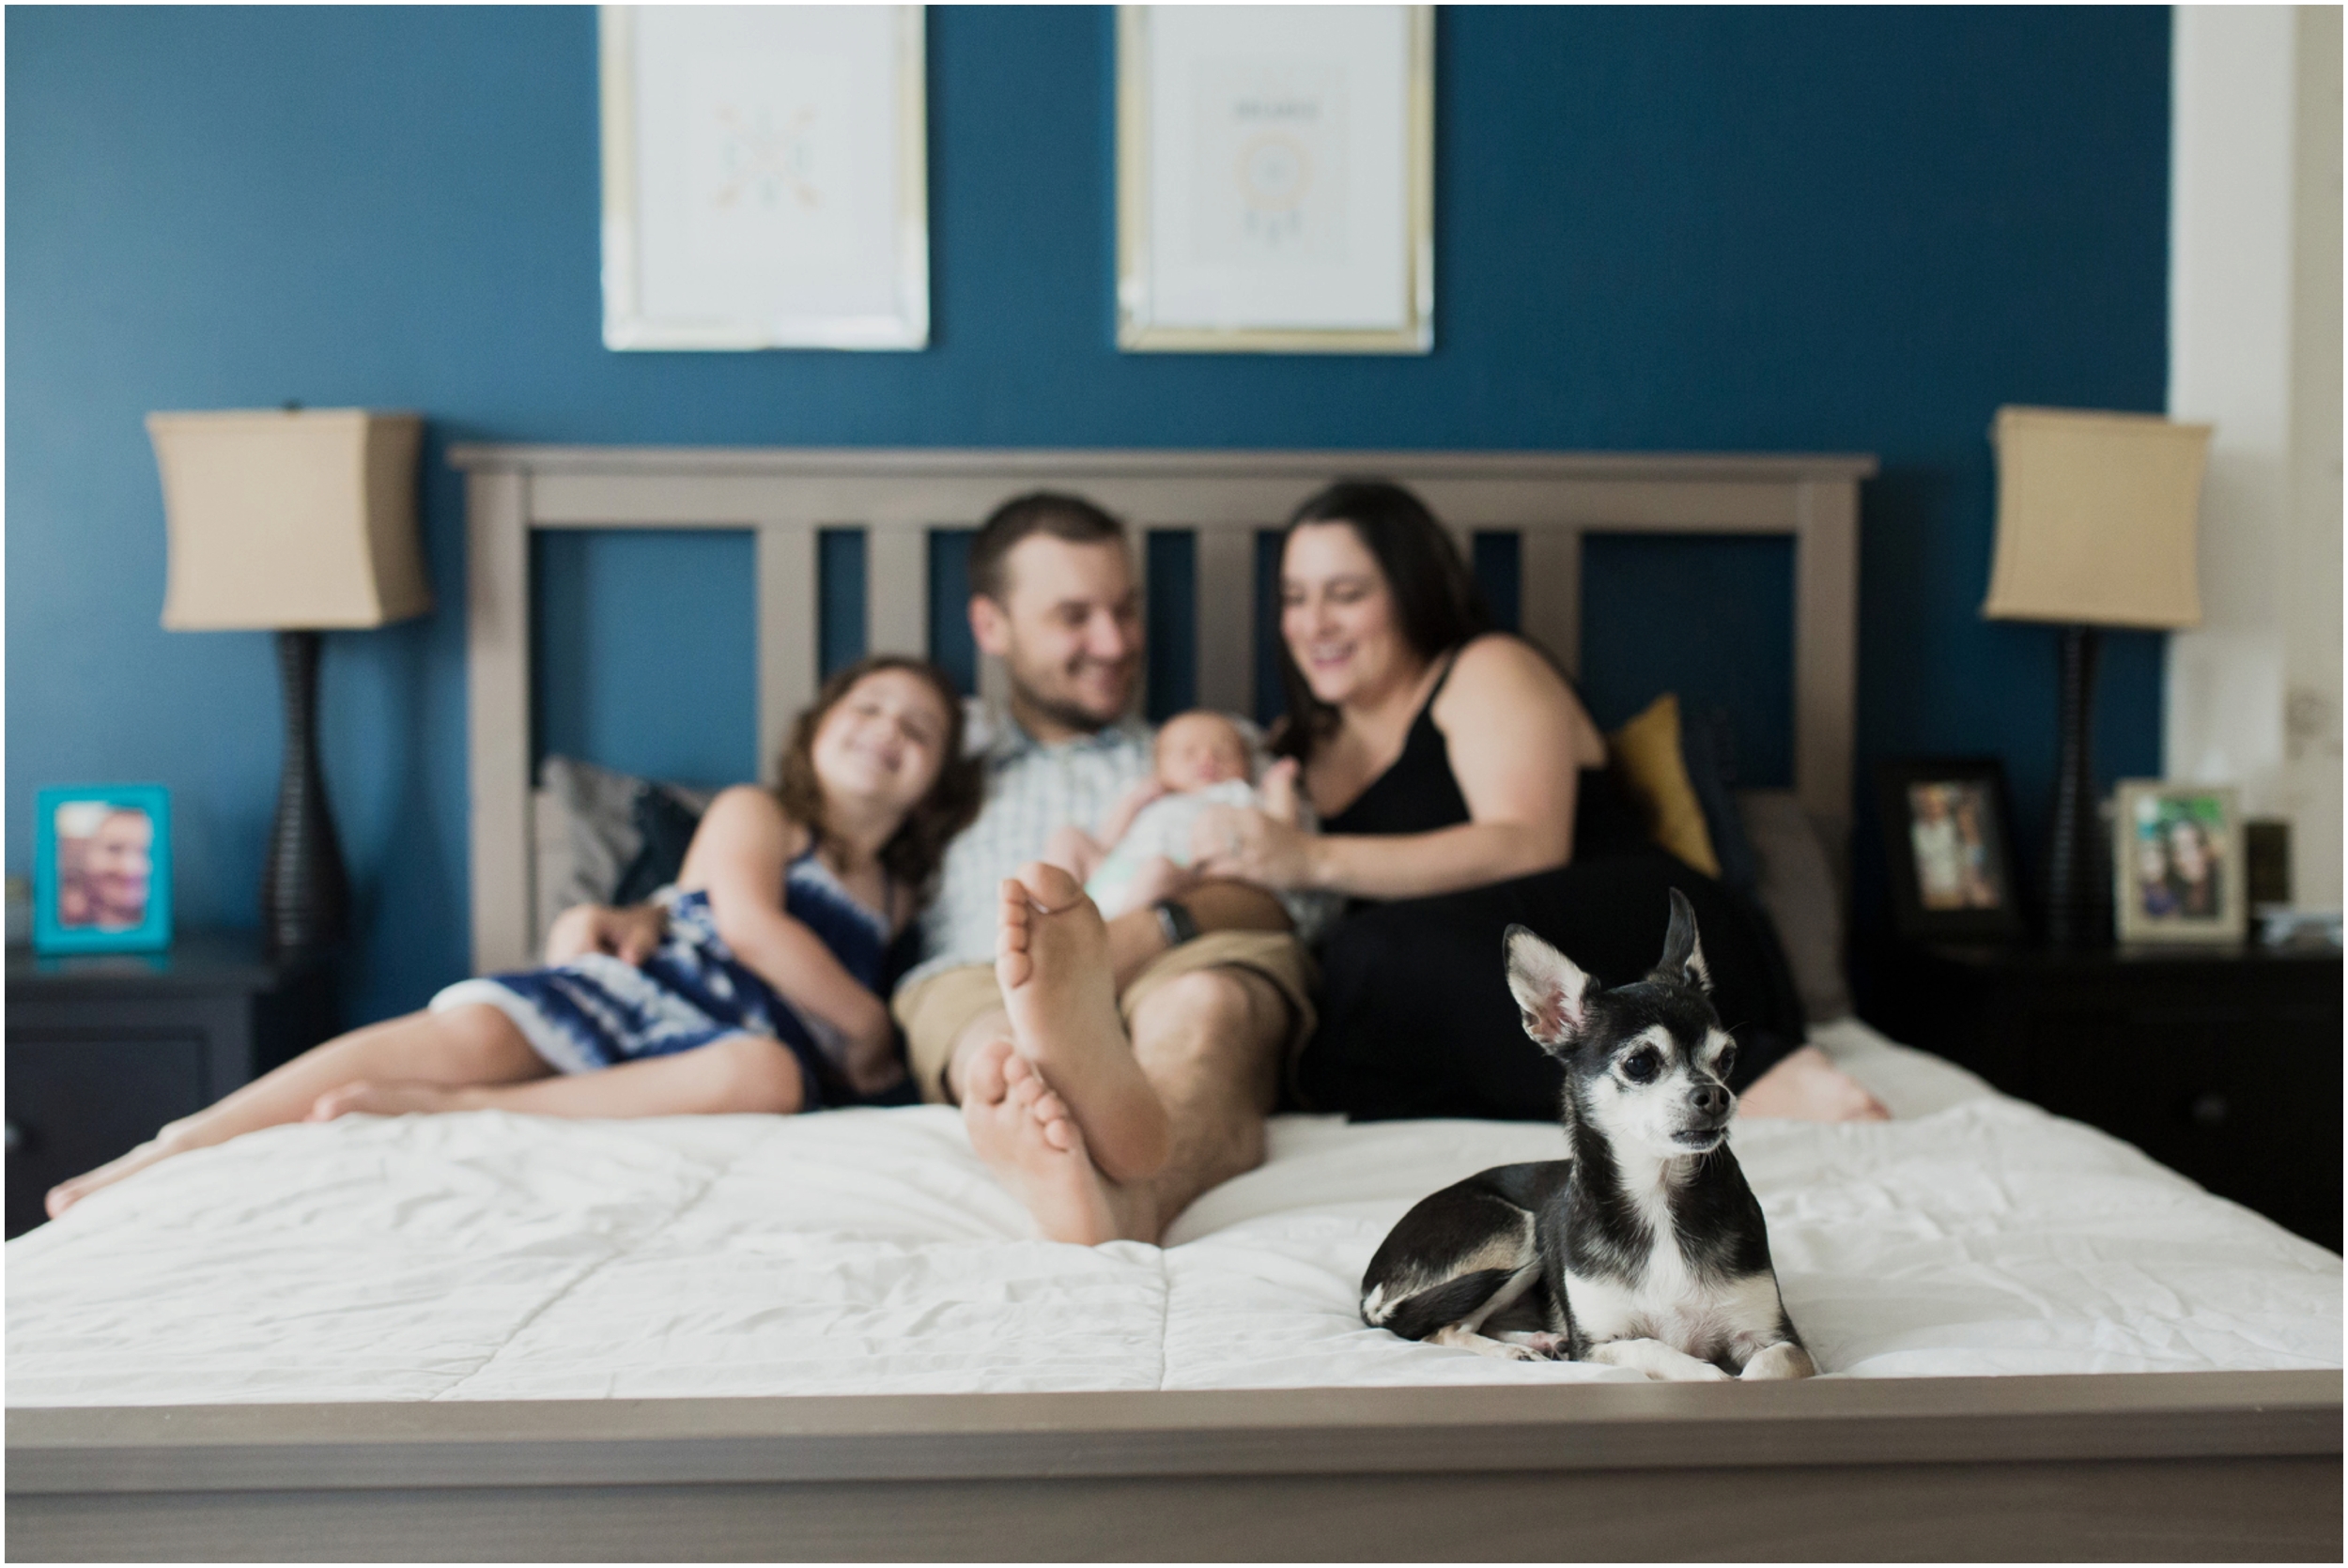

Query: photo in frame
1117 5 1433 353
32 784 173 955
2112 780 2245 945
1877 758 2026 943
599 5 928 350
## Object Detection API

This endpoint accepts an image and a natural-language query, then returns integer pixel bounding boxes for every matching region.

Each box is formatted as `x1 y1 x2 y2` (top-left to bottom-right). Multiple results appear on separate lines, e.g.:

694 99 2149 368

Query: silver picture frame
1117 5 1434 354
599 6 929 351
2112 779 2248 945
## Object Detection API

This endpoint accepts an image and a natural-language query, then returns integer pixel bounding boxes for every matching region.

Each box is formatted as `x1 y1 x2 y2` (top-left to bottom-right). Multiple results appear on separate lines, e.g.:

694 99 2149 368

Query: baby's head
1154 711 1253 792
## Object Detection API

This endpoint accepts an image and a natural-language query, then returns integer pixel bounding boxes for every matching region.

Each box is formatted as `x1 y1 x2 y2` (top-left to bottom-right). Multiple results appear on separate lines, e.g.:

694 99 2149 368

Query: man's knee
1141 965 1282 1027
1130 967 1288 1074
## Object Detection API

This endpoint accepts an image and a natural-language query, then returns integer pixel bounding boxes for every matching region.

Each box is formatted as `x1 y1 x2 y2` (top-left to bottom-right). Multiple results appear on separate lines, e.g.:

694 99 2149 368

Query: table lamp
1984 406 2211 945
148 407 431 957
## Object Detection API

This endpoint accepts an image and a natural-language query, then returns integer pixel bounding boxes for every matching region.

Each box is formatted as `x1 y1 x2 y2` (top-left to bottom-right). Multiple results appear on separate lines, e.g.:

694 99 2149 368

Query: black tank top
1321 646 1648 855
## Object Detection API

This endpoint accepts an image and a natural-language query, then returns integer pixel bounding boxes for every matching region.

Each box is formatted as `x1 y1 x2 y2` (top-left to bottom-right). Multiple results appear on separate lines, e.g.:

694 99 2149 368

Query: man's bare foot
44 1129 193 1220
996 863 1171 1183
1738 1046 1891 1122
308 1081 471 1121
960 1038 1150 1245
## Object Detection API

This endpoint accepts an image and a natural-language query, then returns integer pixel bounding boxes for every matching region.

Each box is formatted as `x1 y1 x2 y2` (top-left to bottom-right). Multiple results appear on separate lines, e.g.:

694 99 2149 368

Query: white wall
2166 5 2343 908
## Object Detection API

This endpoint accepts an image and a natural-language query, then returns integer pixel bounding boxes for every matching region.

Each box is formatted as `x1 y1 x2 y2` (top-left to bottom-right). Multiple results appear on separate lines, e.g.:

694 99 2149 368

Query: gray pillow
1736 789 1853 1023
533 756 718 954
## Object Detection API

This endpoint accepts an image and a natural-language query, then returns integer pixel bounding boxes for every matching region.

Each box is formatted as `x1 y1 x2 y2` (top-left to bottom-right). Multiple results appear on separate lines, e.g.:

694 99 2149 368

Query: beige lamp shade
149 408 432 629
1981 406 2211 629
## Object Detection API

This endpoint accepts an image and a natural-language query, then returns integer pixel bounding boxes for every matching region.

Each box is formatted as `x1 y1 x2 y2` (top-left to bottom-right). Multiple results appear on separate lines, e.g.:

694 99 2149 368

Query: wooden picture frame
1116 5 1433 353
1877 757 2026 944
2113 780 2246 945
31 783 172 955
599 6 929 351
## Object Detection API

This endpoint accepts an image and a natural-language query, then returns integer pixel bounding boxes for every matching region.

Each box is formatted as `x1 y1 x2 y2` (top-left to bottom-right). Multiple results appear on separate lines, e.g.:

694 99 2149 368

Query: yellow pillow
1606 693 1721 877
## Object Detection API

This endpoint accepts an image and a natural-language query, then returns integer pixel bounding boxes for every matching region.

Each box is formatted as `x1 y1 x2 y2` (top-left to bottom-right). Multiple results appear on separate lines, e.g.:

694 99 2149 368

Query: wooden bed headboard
446 445 1877 973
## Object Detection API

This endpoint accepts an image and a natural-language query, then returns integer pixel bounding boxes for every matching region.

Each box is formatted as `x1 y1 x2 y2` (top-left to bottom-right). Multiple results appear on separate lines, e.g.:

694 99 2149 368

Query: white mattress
8 1021 2338 1406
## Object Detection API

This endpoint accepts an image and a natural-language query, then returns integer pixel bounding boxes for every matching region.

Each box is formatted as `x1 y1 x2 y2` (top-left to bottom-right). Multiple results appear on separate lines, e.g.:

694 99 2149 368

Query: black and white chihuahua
1360 890 1814 1381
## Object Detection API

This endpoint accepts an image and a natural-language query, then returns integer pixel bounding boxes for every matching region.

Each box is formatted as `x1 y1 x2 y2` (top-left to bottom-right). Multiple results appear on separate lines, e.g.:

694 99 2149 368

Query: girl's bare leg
312 1033 806 1120
44 1005 545 1219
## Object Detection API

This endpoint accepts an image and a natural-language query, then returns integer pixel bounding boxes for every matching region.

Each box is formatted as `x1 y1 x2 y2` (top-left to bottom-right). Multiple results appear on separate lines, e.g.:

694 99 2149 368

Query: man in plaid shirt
889 493 1315 1246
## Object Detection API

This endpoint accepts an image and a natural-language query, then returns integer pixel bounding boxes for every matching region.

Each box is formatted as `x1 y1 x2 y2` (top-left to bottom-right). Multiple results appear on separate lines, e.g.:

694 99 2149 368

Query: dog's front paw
1430 1326 1556 1362
1495 1330 1567 1360
1739 1342 1815 1380
1589 1337 1730 1381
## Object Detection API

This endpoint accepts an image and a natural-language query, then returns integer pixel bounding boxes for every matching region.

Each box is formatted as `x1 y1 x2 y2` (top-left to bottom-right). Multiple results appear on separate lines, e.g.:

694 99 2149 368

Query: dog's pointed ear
1653 887 1712 994
1505 924 1593 1053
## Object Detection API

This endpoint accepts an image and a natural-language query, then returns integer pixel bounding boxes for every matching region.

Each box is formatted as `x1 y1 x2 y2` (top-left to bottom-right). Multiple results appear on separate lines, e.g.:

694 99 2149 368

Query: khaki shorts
892 930 1320 1105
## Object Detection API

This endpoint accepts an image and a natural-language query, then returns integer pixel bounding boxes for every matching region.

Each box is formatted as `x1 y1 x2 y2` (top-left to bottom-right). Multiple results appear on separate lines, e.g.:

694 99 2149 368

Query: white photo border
1116 5 1434 355
599 6 930 351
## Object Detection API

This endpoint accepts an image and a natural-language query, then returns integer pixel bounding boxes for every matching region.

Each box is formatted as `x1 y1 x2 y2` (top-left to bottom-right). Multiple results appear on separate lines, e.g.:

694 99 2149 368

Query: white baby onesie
1085 778 1263 917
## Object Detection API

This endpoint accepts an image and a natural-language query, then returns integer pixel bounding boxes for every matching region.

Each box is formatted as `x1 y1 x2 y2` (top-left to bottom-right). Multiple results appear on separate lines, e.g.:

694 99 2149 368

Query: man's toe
1013 860 1088 909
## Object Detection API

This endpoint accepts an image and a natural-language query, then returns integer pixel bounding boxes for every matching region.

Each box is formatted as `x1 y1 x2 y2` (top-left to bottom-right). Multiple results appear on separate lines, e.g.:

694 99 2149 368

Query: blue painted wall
7 6 2170 1026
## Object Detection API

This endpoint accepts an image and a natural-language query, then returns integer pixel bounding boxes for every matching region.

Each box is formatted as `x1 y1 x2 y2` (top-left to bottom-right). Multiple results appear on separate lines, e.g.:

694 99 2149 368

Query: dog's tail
1365 1268 1520 1341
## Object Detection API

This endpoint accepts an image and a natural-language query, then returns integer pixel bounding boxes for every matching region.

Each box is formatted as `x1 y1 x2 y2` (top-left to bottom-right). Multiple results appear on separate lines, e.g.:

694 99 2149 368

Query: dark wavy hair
773 655 984 901
1272 479 1493 763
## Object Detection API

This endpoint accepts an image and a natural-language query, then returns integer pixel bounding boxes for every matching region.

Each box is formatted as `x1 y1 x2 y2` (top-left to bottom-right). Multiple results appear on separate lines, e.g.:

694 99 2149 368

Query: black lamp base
262 629 348 960
2042 624 2110 947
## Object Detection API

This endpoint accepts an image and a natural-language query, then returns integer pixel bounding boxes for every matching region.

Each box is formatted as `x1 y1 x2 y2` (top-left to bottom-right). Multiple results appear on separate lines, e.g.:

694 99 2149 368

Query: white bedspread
8 1022 2338 1405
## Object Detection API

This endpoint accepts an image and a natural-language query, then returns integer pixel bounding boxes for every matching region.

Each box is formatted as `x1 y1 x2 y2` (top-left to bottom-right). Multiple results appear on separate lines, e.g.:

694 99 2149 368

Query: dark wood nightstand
1869 941 2342 1252
6 933 336 1238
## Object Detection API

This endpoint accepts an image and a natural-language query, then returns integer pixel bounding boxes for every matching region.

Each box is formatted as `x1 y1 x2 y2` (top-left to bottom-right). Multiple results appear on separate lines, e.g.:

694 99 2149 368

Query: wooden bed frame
10 1374 2338 1560
9 445 2339 1561
445 445 1870 972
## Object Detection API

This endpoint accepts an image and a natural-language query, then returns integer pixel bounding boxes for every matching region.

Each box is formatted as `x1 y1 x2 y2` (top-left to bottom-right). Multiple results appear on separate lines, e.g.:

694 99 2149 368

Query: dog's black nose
1689 1083 1729 1118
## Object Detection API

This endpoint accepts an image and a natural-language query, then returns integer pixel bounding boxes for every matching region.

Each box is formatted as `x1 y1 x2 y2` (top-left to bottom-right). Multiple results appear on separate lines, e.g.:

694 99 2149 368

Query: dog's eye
1621 1047 1661 1084
1715 1042 1738 1080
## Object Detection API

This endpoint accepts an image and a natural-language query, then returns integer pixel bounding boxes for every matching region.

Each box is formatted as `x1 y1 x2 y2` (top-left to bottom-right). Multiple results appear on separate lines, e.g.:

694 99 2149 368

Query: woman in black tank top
1187 479 1814 1123
1319 652 1651 854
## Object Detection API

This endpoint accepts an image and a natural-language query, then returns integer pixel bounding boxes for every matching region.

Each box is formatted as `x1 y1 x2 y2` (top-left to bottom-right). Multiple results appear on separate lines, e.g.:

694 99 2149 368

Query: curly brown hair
773 655 984 902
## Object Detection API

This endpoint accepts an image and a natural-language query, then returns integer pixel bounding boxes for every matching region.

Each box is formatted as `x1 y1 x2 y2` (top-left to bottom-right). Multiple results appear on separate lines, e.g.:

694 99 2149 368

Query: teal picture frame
32 783 173 954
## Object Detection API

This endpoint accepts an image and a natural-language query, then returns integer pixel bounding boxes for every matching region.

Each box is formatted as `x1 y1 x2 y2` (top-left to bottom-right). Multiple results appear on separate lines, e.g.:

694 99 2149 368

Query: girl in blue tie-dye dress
48 657 985 1220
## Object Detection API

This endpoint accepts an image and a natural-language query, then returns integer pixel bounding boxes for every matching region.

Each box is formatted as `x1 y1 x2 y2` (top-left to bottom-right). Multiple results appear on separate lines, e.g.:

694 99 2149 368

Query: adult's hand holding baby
1190 794 1318 891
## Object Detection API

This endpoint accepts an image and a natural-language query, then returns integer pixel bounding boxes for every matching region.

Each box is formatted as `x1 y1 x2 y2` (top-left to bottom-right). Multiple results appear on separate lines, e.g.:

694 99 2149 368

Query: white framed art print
600 6 928 350
1117 5 1432 353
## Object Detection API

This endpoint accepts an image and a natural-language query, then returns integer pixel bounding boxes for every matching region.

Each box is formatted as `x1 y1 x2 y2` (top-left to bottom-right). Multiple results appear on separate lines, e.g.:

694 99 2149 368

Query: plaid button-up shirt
898 707 1156 993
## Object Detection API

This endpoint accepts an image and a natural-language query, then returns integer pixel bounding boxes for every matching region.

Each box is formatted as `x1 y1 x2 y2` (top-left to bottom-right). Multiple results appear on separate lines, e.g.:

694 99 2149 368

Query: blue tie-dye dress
429 850 895 1109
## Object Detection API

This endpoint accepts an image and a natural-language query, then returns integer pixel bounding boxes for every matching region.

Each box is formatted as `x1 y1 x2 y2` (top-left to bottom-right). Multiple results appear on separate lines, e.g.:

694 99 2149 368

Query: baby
1046 710 1302 918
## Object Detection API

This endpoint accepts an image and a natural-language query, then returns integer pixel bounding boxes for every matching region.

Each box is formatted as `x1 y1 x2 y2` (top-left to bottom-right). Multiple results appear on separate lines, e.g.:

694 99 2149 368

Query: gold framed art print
1117 5 1434 354
600 6 929 351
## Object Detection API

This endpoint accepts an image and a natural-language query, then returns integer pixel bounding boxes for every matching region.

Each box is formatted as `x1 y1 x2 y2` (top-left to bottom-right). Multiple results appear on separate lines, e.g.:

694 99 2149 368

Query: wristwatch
1153 899 1200 948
